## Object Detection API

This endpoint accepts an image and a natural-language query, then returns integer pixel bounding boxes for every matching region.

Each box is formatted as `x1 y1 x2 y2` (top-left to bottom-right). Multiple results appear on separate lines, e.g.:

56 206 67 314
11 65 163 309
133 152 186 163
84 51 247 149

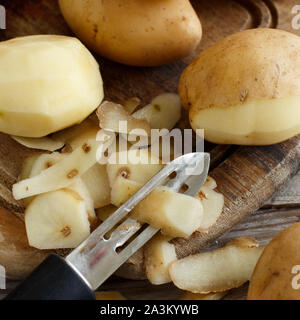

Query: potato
144 234 177 285
82 164 111 209
133 93 182 130
178 291 228 300
131 186 203 238
11 136 64 152
169 237 264 293
59 0 202 66
13 140 100 200
179 28 300 145
248 222 300 300
0 35 103 137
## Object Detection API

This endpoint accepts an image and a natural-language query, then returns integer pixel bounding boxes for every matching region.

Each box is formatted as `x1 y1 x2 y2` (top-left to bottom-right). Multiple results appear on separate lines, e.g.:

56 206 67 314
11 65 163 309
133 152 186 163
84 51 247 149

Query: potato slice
11 136 64 151
169 237 264 294
19 154 41 181
96 204 117 222
144 234 177 285
197 186 224 231
29 152 66 178
203 176 217 190
133 93 181 130
66 124 99 151
107 148 163 185
131 187 203 238
28 152 96 220
13 139 100 200
81 163 110 208
110 176 142 207
97 101 151 136
178 291 228 300
25 189 90 249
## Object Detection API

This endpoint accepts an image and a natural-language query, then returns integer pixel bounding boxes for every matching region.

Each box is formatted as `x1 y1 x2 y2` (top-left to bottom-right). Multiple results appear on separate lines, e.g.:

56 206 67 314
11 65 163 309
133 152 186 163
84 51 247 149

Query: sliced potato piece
68 179 96 222
131 187 203 238
133 93 181 130
25 189 90 249
13 139 99 200
97 101 151 137
178 291 228 300
110 176 142 207
19 154 41 181
11 136 64 151
197 186 224 231
96 204 117 222
66 123 99 151
144 234 177 285
82 163 110 208
29 152 66 178
106 148 163 185
203 176 217 190
27 152 96 220
169 237 264 294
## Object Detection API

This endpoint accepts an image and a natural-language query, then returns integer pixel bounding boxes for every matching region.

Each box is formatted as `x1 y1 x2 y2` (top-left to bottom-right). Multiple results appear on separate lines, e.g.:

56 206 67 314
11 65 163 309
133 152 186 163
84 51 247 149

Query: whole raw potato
59 0 202 66
0 35 103 137
248 223 300 300
179 28 300 145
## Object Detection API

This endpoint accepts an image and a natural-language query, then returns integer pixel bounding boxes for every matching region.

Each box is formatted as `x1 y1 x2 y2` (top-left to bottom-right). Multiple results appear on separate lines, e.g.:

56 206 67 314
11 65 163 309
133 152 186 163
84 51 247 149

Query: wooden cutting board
0 0 299 285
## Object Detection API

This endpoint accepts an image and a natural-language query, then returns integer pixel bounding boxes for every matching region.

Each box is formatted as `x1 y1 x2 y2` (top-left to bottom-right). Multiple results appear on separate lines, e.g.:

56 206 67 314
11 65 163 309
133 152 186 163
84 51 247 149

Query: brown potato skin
248 222 300 300
179 28 300 111
59 0 202 66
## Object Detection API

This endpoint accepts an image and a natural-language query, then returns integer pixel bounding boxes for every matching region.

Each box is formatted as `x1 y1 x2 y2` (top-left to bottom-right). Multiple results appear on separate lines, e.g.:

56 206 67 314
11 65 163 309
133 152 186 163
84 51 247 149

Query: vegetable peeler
6 152 210 300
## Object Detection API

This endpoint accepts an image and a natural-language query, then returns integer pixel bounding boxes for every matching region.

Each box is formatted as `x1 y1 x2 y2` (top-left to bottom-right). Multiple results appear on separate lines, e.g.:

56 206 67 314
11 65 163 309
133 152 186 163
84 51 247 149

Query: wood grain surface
0 0 299 299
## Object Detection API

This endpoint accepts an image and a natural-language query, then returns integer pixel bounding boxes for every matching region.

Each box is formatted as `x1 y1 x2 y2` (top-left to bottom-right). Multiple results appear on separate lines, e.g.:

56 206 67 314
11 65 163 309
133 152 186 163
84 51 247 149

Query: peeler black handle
5 254 95 300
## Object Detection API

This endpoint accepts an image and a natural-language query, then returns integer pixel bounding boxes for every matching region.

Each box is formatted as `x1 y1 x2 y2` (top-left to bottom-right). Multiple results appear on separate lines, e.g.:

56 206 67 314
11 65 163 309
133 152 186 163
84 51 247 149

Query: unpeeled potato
179 28 300 145
59 0 202 66
248 223 300 300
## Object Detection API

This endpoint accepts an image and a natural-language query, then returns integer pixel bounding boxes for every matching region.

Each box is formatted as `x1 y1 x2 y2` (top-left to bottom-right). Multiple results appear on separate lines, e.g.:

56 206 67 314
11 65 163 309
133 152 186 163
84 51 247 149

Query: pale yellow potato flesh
13 139 100 200
133 93 182 130
110 176 142 207
190 96 300 145
131 186 203 238
82 164 111 209
106 149 163 185
169 238 264 293
144 234 177 285
197 186 224 231
11 136 64 152
25 189 90 249
0 35 103 137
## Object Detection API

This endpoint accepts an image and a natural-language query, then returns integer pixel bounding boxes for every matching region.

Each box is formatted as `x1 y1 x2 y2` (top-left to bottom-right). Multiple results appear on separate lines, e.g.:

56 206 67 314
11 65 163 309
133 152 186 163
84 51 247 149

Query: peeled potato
178 291 228 300
25 189 90 249
169 237 264 293
133 93 181 130
179 28 300 145
0 35 103 137
59 0 202 66
248 222 300 300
